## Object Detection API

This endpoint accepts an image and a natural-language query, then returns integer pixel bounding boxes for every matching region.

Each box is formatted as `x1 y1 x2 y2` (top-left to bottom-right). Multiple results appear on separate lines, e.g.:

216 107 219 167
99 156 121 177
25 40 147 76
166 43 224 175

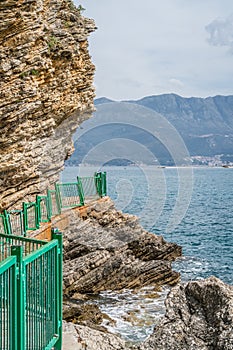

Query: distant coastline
65 163 233 168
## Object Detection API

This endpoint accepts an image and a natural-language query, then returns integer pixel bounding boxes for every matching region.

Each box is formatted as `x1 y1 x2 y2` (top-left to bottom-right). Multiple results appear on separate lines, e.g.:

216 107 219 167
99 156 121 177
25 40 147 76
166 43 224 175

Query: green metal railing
0 172 106 348
55 182 82 209
0 172 107 237
0 229 62 350
0 233 45 263
23 202 39 231
0 255 17 350
7 209 25 236
79 176 99 200
47 189 61 219
37 195 50 223
0 214 7 234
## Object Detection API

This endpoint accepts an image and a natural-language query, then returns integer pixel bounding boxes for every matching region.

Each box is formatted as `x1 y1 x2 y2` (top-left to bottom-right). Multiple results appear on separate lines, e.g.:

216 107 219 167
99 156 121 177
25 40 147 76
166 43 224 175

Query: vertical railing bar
52 228 63 349
6 270 8 349
34 258 37 350
77 177 85 206
0 274 3 348
11 245 25 350
6 269 9 349
41 255 44 348
37 258 40 350
3 209 11 235
0 274 2 349
45 251 48 345
2 272 4 350
29 264 31 350
55 184 62 213
32 259 35 350
3 271 5 350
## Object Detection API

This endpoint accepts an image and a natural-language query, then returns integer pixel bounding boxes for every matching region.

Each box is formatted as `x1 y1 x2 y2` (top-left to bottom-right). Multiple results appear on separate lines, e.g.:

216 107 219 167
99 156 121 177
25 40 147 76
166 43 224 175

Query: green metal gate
0 230 62 350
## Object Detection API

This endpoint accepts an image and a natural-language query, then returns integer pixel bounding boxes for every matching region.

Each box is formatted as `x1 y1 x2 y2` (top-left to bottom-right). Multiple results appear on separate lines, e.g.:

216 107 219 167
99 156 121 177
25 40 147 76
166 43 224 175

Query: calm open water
61 165 233 341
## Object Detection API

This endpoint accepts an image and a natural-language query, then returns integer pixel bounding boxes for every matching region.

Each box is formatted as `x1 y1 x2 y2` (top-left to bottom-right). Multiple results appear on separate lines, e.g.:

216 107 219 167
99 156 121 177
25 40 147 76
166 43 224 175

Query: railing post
35 201 40 229
51 228 63 350
3 209 11 235
55 183 62 213
101 172 107 197
36 195 41 224
77 177 85 206
47 190 52 220
11 245 25 350
22 202 27 233
94 172 102 197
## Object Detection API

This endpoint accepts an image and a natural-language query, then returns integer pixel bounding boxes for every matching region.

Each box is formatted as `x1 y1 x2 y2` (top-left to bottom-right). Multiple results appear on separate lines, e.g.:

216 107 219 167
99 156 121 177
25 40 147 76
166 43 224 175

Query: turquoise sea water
61 165 233 341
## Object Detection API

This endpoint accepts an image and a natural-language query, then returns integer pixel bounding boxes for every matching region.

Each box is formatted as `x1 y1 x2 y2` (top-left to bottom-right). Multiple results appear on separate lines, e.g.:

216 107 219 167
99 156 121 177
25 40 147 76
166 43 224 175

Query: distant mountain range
66 94 233 166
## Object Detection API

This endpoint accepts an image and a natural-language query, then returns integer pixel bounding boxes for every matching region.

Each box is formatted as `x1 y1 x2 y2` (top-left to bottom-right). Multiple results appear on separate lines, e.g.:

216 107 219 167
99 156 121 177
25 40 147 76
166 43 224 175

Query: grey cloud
206 14 233 52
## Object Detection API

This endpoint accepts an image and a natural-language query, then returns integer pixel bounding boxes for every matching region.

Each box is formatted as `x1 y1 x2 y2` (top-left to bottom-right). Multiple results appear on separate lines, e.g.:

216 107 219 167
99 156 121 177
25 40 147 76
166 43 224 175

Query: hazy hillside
128 94 233 161
66 94 233 166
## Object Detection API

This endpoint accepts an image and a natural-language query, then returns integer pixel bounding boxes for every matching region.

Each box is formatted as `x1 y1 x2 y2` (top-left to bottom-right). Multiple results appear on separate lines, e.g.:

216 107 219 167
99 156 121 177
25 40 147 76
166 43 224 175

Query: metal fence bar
0 173 107 237
52 229 63 349
55 183 82 209
25 244 57 349
77 177 85 206
0 233 46 263
24 237 62 350
95 172 107 197
101 171 107 196
78 176 99 200
0 231 62 349
0 215 7 235
23 202 39 231
11 246 25 350
7 210 25 237
47 189 61 219
36 195 50 223
3 210 11 235
0 256 17 350
94 172 102 197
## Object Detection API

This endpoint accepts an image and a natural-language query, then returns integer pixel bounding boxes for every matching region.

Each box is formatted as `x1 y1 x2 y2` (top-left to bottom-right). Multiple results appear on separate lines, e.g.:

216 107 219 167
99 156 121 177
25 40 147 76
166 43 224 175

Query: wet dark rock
63 299 107 332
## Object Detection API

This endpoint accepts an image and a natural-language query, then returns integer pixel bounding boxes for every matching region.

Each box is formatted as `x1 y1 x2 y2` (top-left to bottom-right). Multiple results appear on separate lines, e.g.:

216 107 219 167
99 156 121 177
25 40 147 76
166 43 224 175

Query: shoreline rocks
63 277 233 350
62 322 128 350
136 276 233 350
60 198 233 349
59 196 181 346
62 197 182 297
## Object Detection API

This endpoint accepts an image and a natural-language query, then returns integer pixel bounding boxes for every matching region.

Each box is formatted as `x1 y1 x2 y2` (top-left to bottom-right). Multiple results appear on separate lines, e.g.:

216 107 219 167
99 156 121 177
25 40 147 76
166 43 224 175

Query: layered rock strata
59 197 181 296
0 0 95 210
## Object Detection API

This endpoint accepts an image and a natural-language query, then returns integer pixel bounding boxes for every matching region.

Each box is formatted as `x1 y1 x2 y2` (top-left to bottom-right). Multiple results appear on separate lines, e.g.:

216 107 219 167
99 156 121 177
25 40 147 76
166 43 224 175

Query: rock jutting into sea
58 195 181 347
59 198 233 349
59 196 181 295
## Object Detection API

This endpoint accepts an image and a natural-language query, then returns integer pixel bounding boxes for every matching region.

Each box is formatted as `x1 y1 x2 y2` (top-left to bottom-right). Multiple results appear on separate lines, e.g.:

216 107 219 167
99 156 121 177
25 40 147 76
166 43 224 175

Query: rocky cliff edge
0 0 96 210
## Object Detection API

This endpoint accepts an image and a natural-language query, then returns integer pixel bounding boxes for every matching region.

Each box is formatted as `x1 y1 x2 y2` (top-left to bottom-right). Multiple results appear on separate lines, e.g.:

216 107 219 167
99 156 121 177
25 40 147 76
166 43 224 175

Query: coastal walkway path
0 172 107 350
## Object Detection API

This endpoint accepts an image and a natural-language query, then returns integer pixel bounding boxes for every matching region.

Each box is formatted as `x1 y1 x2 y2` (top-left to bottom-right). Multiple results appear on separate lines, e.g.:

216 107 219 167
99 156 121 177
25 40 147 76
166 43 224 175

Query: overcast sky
75 0 233 100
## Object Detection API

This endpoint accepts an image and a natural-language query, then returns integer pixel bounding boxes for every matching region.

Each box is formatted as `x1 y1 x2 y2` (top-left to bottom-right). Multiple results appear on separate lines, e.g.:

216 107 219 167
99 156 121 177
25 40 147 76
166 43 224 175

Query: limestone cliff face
0 0 96 210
